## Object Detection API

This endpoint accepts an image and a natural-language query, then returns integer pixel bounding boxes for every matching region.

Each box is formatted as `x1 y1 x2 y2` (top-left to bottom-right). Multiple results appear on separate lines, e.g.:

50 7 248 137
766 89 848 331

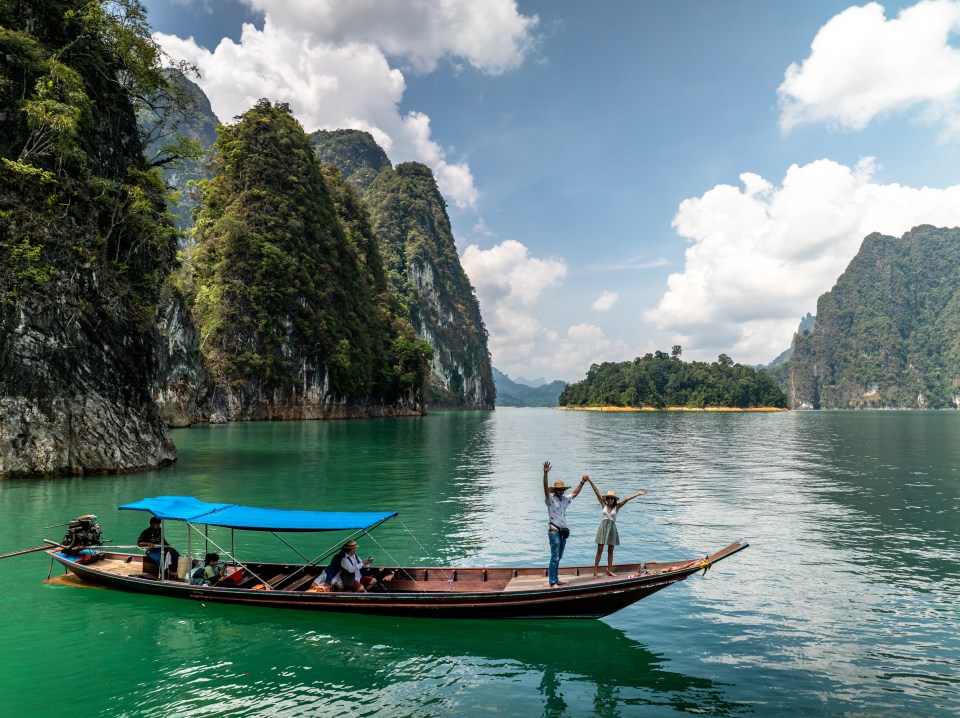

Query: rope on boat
394 518 454 584
184 523 272 589
360 530 418 583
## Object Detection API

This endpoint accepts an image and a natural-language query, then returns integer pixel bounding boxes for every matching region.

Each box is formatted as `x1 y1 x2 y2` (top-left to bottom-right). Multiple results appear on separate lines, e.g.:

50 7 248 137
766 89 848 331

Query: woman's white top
341 553 364 583
601 503 618 523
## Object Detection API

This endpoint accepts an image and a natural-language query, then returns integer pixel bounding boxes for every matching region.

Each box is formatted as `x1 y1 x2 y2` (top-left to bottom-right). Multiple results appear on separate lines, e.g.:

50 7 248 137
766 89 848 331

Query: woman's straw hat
603 491 619 502
344 540 358 549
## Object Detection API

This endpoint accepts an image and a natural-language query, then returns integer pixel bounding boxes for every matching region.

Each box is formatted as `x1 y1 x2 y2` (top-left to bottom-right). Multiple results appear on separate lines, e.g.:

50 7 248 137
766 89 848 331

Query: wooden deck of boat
504 571 644 590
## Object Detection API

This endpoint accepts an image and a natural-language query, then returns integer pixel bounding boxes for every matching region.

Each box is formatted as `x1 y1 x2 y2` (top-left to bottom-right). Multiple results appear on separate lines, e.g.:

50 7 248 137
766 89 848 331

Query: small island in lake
559 348 788 411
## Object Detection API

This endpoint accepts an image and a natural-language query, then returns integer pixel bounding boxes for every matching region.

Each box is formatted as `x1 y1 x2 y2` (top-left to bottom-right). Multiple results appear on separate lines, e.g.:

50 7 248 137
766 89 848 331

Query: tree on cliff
183 100 431 406
0 0 197 477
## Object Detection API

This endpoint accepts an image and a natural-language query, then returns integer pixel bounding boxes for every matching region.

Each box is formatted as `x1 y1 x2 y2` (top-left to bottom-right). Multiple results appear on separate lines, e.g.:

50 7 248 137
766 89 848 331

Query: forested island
559 350 787 410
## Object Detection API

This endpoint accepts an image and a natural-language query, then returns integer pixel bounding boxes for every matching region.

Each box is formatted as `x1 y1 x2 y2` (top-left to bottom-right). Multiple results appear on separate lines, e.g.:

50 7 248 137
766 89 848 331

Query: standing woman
585 479 647 577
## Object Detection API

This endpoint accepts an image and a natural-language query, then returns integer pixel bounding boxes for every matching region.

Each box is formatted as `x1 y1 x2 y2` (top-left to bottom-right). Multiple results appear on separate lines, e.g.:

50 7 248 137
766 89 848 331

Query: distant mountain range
492 368 566 407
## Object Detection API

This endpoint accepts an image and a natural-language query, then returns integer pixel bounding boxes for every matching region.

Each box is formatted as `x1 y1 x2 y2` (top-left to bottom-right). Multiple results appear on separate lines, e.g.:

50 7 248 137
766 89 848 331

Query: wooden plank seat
276 573 316 592
248 572 290 591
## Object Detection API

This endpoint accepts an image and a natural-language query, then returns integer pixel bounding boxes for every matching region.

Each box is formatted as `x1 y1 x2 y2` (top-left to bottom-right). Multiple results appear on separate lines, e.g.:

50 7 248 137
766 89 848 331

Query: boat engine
60 515 103 552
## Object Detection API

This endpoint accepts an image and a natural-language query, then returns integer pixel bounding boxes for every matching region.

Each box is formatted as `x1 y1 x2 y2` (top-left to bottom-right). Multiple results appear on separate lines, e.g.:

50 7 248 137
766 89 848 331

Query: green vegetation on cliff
311 129 391 191
0 0 196 476
183 100 430 401
790 225 960 409
559 350 787 409
0 0 185 311
365 162 495 407
312 130 494 409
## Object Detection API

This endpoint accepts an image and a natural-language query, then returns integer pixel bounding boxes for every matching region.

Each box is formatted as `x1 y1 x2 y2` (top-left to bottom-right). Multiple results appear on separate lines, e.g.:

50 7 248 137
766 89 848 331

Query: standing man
543 460 588 588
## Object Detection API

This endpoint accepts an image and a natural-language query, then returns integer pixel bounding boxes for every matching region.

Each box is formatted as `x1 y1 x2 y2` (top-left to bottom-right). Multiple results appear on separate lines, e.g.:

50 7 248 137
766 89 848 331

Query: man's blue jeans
548 530 567 585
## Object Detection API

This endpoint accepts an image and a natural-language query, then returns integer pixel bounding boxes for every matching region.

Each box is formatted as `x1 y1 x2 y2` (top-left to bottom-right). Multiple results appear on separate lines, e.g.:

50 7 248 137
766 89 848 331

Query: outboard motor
60 515 103 552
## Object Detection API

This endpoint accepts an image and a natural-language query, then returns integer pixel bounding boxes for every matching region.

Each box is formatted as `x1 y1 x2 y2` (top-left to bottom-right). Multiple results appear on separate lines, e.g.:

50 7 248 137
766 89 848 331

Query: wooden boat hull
46 539 747 619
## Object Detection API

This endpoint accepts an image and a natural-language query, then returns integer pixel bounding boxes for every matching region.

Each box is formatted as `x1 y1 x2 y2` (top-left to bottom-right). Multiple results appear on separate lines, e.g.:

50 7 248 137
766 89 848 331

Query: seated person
202 553 226 586
137 516 180 577
339 540 378 592
362 565 396 588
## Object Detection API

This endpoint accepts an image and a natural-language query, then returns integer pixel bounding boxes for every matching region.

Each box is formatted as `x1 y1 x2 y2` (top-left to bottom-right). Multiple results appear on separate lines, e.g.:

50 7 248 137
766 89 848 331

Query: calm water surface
1 409 958 717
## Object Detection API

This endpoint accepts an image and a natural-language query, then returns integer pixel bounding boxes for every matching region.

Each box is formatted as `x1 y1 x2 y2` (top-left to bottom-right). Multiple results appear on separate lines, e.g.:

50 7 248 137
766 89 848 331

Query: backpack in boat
187 564 205 585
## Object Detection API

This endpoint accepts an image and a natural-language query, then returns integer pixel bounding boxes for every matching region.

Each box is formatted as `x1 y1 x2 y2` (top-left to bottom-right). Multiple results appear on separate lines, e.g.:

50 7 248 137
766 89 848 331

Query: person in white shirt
542 460 588 588
337 540 378 592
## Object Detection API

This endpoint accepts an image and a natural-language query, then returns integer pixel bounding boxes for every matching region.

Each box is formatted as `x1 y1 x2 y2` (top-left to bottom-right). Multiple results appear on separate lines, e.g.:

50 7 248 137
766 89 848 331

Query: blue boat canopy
118 496 397 532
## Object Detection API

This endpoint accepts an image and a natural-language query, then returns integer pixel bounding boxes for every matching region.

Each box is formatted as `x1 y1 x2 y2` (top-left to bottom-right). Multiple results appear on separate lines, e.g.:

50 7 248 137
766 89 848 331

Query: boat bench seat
279 574 316 592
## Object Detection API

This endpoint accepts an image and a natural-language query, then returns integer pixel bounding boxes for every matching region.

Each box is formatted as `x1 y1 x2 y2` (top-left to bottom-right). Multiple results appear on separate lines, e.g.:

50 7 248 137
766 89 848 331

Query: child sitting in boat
203 553 226 586
583 478 647 577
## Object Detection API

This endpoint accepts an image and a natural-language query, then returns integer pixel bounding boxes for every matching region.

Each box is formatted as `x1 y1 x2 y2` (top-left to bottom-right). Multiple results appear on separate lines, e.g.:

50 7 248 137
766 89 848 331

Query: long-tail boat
44 496 748 619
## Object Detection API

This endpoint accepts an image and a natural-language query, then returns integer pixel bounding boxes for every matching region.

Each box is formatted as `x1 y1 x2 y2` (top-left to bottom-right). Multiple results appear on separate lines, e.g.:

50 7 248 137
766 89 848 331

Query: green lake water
1 409 958 717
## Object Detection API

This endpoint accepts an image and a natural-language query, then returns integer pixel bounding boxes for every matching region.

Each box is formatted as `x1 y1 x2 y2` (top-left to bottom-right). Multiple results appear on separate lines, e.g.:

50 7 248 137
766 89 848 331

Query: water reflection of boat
143 609 749 717
45 496 748 619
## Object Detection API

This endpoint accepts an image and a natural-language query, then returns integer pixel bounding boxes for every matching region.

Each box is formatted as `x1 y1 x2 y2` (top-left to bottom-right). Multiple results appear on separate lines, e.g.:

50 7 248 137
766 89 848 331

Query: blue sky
144 0 960 380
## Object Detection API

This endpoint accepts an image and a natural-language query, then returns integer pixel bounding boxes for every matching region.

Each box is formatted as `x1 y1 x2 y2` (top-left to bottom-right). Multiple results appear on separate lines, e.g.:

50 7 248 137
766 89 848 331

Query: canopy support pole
160 521 166 580
270 532 311 562
185 523 272 590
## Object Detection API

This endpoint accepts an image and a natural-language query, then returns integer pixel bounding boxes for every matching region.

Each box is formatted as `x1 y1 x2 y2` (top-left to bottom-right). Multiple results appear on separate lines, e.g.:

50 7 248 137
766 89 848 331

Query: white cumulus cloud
779 0 960 138
155 2 537 208
241 0 539 74
460 239 628 380
461 241 629 379
591 291 619 312
646 157 960 364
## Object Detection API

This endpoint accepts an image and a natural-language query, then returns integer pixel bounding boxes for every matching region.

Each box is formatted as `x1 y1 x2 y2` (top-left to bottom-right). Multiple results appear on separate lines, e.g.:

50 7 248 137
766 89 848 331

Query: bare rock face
152 289 425 424
312 131 496 410
0 294 175 479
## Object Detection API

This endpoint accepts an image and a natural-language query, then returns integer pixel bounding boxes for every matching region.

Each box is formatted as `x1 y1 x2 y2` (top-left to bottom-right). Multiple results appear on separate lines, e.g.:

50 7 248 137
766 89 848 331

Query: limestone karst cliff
1 1 180 477
313 130 495 409
789 225 960 409
172 101 432 421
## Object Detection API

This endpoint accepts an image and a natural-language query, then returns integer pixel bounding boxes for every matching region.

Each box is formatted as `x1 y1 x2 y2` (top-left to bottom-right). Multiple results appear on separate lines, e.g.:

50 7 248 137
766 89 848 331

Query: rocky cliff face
167 101 430 422
313 130 494 409
152 284 425 425
1 2 180 477
789 225 960 409
1 293 176 478
366 163 495 408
